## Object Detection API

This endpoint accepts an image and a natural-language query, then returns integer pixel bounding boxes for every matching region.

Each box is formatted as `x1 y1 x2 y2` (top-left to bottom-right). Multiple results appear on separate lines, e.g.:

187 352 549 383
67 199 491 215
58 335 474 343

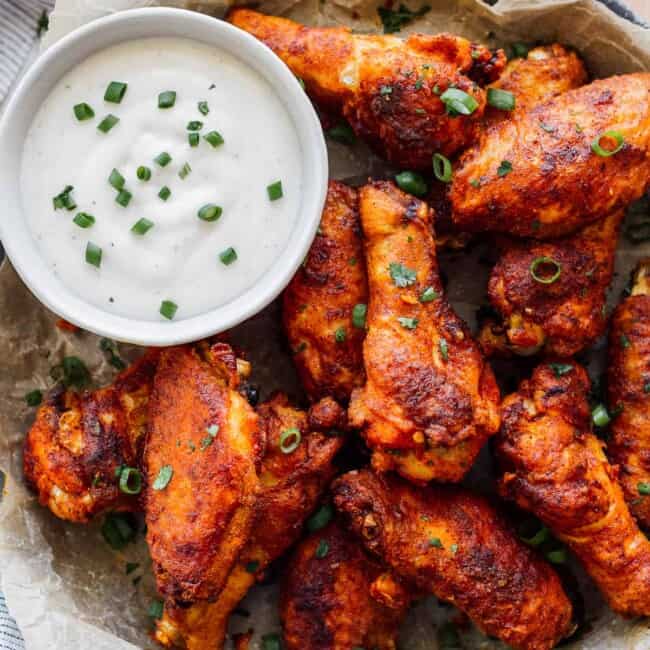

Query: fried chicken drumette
348 181 500 482
451 73 650 238
23 350 159 522
479 211 622 357
333 469 573 650
154 394 346 650
496 361 650 616
283 181 367 403
607 260 650 529
144 342 263 603
228 9 505 169
281 520 411 650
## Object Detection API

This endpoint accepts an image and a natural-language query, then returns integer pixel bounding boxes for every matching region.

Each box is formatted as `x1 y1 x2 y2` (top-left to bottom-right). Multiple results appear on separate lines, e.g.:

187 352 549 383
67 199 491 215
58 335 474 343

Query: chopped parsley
377 3 431 34
389 262 417 287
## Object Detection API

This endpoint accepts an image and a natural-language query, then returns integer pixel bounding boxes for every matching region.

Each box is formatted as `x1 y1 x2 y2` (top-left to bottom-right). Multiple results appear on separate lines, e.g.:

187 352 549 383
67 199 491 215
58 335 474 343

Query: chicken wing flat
144 342 263 603
154 394 346 650
283 181 367 403
281 520 411 650
333 469 573 650
228 9 505 169
479 211 622 357
496 361 650 616
607 260 650 529
451 73 650 238
23 350 159 523
348 181 500 483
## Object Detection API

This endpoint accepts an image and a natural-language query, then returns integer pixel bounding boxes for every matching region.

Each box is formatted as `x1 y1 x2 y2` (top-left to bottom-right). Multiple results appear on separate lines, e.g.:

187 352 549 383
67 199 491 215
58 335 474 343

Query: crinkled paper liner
2 0 650 647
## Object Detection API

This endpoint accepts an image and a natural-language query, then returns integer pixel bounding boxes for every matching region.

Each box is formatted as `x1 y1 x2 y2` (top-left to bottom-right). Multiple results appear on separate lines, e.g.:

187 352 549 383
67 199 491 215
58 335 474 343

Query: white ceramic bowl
0 7 328 346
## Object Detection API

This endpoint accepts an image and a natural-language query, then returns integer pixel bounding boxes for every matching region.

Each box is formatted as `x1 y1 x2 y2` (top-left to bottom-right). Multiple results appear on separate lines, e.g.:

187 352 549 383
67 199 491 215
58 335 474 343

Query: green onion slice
267 180 283 201
520 525 551 547
104 81 127 103
219 247 237 265
548 362 573 378
85 242 102 267
279 427 301 454
73 212 95 229
188 132 200 147
439 338 449 361
97 114 119 133
440 87 479 116
118 466 143 495
109 168 125 190
158 90 176 109
530 256 561 284
546 548 568 564
352 303 367 329
159 300 178 320
136 166 151 181
178 162 192 180
307 503 334 532
198 101 209 116
25 389 42 406
115 189 132 207
398 316 418 329
152 464 173 490
638 482 650 496
198 204 223 222
73 102 95 121
158 186 171 201
487 87 516 111
204 130 225 148
53 185 76 211
261 634 282 650
419 286 438 302
395 170 427 197
154 151 172 167
591 130 625 157
131 218 154 235
326 122 356 145
592 403 611 427
314 539 329 558
187 121 203 131
432 153 452 183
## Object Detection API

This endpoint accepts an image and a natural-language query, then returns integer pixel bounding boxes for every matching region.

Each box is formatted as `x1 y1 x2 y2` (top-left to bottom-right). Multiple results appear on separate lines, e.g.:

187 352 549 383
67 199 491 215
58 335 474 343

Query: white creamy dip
20 37 303 321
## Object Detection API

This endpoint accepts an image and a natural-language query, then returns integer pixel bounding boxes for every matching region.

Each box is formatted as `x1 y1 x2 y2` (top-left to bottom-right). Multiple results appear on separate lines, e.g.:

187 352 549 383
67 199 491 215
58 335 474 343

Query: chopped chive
334 326 346 343
154 151 172 167
419 286 438 302
97 114 119 133
53 185 76 211
307 503 334 532
188 132 200 147
131 218 154 235
109 168 125 190
25 389 42 406
592 403 610 428
73 212 95 229
104 81 127 103
178 162 192 180
159 300 177 320
440 87 478 116
187 121 203 131
85 242 102 268
398 316 418 329
352 303 367 329
315 539 329 558
439 338 449 361
204 130 224 147
639 483 650 496
158 186 171 201
118 467 142 495
136 166 151 181
280 427 302 454
487 87 516 111
219 247 237 265
198 204 222 222
115 189 132 208
158 90 176 109
432 153 452 183
267 180 283 201
395 170 427 196
73 102 94 121
497 160 513 177
198 100 209 116
591 130 625 157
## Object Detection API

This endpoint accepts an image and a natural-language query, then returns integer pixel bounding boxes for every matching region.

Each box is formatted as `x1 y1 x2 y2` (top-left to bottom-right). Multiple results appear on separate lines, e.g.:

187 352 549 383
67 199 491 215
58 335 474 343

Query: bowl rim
0 7 328 346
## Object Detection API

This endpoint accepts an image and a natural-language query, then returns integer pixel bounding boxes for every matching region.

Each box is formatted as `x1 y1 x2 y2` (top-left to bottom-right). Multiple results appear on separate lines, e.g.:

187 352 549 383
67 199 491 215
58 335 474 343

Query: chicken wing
451 73 650 238
283 181 367 403
333 469 573 650
348 181 500 483
23 350 159 523
154 394 346 650
228 9 505 169
479 211 622 357
496 361 650 616
281 520 411 650
144 342 263 603
607 260 650 529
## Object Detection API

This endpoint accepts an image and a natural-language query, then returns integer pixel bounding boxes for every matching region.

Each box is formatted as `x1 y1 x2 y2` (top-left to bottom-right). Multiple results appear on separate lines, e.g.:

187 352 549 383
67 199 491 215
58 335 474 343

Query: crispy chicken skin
144 342 263 603
348 181 500 482
228 9 505 169
281 520 410 650
479 211 622 357
23 350 159 523
607 260 650 529
451 73 650 238
496 362 650 617
154 394 346 650
333 470 573 650
283 181 367 403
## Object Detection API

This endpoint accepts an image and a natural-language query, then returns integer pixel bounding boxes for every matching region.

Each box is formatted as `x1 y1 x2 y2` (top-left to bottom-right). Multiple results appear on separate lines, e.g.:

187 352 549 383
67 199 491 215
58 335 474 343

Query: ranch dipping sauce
20 37 303 321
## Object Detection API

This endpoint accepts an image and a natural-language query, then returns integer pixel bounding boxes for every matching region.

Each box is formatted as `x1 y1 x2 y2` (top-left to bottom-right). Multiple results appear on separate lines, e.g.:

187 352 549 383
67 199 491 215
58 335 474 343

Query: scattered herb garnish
152 465 173 490
326 122 356 145
73 102 95 121
280 427 302 454
377 3 431 34
398 316 418 329
395 170 427 196
158 90 176 109
352 303 367 329
99 338 126 370
307 503 334 532
267 180 284 201
50 355 90 388
25 389 42 407
497 159 513 177
159 300 178 320
53 185 76 211
549 362 573 378
104 81 127 104
389 262 417 287
97 114 119 133
101 512 137 550
315 539 329 558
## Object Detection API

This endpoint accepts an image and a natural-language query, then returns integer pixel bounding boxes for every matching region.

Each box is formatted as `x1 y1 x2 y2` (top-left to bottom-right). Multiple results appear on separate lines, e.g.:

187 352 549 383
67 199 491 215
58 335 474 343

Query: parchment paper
2 0 650 648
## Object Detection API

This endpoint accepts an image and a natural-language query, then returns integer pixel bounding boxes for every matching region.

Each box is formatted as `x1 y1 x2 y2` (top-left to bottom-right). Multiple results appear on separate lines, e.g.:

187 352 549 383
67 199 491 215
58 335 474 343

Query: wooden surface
626 0 649 20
